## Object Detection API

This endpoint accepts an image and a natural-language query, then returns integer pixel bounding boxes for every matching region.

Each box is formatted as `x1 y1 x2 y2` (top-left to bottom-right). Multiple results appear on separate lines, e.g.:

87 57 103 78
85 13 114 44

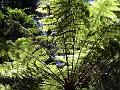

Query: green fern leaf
103 10 117 18
89 0 120 19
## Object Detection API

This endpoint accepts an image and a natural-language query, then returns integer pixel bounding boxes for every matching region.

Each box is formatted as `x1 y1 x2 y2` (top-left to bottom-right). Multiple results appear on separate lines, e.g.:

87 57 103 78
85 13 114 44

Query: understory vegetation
0 0 120 90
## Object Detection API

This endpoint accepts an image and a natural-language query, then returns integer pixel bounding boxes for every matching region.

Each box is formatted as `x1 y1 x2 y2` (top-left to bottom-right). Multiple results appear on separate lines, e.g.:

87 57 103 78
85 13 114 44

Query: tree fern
39 0 120 90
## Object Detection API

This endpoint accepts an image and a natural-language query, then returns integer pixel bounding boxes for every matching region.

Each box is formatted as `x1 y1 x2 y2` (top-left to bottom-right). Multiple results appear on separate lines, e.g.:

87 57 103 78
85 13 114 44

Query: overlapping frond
90 0 120 19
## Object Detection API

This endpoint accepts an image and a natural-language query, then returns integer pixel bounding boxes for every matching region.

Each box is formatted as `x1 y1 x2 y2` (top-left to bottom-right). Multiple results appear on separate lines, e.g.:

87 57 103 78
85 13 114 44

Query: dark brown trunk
64 84 76 90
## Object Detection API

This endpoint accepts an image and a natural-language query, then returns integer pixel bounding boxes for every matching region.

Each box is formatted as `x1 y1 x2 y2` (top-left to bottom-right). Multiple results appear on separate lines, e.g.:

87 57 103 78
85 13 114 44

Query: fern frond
89 0 120 19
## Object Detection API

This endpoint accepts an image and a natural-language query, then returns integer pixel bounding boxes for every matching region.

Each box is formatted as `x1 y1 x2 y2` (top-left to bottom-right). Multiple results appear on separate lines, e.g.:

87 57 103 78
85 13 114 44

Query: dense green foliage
0 0 120 90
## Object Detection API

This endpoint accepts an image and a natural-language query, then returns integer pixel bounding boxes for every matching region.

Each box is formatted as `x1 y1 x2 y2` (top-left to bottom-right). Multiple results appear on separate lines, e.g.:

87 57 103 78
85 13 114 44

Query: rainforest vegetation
0 0 120 90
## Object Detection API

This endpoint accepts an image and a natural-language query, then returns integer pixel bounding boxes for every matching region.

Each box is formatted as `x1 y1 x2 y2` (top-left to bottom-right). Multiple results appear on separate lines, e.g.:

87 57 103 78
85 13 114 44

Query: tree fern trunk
64 86 76 90
64 83 76 90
